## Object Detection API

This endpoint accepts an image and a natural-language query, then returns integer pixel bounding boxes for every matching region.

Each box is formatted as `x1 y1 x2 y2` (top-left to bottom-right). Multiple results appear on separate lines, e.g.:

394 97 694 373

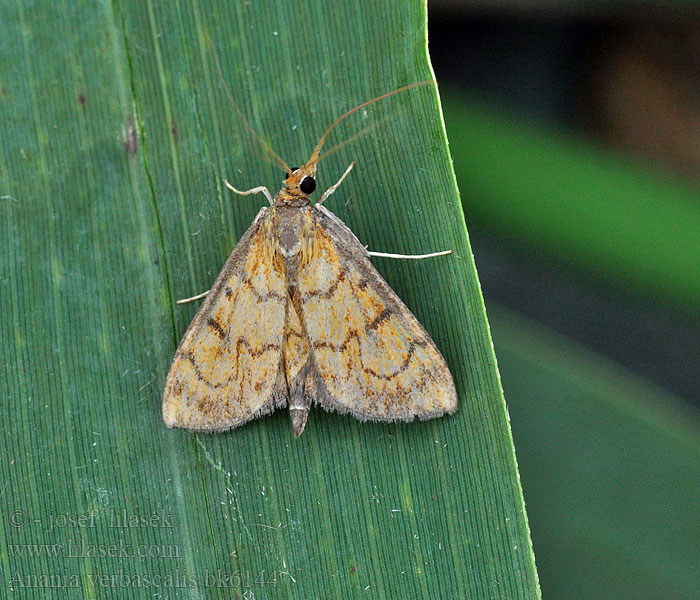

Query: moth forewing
162 209 289 432
295 204 457 421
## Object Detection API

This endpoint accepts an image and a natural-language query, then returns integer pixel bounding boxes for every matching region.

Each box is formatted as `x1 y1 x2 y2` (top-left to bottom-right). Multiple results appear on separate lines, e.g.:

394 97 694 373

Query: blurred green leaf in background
0 1 539 598
443 95 700 317
492 307 700 600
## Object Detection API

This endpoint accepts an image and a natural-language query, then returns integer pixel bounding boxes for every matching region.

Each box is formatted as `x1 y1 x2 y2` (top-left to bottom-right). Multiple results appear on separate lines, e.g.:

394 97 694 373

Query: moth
162 81 457 437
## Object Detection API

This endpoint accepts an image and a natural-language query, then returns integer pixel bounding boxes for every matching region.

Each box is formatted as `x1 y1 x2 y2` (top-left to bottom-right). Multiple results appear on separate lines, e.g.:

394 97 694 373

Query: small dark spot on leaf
78 94 86 107
123 115 138 156
153 259 159 265
350 563 357 575
170 122 178 139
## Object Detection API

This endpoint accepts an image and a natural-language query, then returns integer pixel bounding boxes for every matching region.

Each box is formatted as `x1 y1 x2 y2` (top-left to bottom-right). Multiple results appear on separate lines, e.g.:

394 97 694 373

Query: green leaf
442 92 700 317
0 1 538 597
492 307 700 600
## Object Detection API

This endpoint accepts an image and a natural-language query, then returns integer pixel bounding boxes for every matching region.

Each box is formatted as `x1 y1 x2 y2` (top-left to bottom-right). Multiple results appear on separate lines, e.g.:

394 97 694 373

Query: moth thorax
274 207 314 261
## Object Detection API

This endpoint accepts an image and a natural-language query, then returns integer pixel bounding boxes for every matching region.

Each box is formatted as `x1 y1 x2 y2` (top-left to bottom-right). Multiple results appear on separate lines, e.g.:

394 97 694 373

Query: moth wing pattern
295 205 457 421
162 208 288 431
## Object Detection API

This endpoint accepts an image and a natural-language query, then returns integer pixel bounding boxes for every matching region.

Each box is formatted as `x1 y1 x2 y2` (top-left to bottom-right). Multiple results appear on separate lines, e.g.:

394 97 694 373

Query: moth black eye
299 176 316 194
286 167 299 179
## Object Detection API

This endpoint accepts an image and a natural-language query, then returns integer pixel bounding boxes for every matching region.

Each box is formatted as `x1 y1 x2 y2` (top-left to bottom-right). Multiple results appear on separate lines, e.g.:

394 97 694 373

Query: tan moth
162 80 457 437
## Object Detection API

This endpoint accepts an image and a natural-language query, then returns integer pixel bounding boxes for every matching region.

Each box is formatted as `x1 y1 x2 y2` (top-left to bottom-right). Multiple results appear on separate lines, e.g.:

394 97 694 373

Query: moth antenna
307 80 435 166
210 40 291 173
315 117 386 163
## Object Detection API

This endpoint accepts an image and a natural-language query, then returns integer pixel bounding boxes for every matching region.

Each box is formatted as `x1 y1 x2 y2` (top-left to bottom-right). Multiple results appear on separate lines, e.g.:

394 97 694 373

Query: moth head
283 164 317 196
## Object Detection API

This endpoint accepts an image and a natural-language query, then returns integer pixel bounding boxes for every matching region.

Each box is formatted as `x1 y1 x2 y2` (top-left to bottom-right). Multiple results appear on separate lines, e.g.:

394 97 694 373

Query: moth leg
316 162 354 206
223 179 274 206
176 289 210 304
366 249 452 260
